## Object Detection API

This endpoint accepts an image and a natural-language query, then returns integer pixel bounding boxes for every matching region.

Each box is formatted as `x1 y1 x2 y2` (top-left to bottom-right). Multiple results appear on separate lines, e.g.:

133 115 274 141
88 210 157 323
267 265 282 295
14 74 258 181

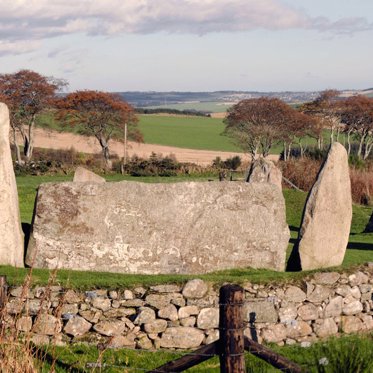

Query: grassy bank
37 334 373 372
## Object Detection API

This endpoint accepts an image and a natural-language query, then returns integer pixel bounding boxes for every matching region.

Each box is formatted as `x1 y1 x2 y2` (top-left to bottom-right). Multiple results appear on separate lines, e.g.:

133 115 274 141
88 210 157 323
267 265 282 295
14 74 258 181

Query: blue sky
0 0 372 92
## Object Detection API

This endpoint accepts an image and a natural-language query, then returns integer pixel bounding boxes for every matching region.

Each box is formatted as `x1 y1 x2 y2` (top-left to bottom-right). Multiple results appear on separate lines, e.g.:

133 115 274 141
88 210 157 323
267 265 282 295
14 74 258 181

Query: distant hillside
116 90 320 109
116 89 373 112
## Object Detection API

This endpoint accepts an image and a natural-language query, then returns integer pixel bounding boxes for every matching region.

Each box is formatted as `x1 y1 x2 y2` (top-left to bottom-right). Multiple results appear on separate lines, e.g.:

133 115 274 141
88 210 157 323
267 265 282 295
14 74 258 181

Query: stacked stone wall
4 265 373 349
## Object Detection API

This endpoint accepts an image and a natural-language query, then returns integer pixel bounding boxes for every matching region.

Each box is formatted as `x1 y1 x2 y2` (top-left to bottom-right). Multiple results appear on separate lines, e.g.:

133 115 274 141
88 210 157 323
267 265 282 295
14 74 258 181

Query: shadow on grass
288 225 300 233
34 345 85 373
347 241 373 251
21 223 31 262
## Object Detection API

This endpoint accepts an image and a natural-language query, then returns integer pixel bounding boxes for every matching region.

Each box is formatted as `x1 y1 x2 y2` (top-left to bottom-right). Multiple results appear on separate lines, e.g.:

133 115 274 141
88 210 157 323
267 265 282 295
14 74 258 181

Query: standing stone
0 103 24 267
289 143 352 271
26 181 289 273
246 158 282 190
73 167 105 183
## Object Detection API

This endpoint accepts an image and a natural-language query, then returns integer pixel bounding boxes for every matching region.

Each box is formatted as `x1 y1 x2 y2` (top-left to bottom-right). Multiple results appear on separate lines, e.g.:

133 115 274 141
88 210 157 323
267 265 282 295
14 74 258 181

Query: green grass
36 111 355 156
138 114 240 151
0 175 371 290
38 334 373 372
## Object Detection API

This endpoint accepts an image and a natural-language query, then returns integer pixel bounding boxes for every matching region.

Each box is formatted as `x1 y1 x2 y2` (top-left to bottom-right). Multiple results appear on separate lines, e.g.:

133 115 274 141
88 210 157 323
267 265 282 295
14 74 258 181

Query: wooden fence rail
0 275 7 310
150 284 303 373
0 278 303 372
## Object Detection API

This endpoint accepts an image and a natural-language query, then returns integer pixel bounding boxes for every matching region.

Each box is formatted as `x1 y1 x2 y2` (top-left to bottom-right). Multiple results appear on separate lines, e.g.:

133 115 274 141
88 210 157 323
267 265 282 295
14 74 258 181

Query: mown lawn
37 334 373 372
1 175 372 290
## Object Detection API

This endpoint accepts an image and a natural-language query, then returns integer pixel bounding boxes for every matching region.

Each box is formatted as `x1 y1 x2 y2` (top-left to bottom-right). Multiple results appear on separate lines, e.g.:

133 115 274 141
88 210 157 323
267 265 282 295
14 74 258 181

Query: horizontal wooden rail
244 337 303 373
148 341 218 373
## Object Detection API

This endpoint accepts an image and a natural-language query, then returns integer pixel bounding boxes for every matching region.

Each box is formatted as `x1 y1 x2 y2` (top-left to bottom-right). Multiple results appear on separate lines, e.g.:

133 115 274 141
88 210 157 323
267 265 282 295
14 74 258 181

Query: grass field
37 111 352 155
35 333 373 372
1 175 372 290
138 114 241 151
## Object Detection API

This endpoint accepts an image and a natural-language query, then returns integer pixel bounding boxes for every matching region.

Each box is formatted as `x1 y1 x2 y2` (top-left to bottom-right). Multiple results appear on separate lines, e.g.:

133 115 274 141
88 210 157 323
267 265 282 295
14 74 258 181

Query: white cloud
0 40 40 56
0 0 372 56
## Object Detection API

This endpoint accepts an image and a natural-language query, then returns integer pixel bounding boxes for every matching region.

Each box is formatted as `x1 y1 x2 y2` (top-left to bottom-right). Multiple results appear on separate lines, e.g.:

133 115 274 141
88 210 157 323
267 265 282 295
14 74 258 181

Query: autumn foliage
0 69 65 162
339 95 373 159
224 97 316 159
56 91 143 167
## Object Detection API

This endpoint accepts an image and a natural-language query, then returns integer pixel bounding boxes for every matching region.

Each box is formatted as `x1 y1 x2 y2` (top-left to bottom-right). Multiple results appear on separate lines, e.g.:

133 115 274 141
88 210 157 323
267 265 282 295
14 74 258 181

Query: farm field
2 175 372 290
138 114 240 151
36 111 350 156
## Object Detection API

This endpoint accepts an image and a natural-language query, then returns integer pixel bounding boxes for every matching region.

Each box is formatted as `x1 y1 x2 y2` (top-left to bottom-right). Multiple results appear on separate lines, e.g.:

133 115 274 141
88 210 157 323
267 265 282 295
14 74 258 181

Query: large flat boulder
0 103 24 267
293 142 352 270
26 181 289 274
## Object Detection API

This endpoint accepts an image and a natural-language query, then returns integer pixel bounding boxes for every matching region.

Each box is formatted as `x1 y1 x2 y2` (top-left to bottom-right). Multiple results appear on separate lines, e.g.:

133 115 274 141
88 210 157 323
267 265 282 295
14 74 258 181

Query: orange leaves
55 90 142 143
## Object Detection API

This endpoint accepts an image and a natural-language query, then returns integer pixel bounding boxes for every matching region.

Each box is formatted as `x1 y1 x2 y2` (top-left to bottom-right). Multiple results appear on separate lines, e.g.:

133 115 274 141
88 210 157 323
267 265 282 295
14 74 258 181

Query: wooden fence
0 277 303 372
148 284 303 373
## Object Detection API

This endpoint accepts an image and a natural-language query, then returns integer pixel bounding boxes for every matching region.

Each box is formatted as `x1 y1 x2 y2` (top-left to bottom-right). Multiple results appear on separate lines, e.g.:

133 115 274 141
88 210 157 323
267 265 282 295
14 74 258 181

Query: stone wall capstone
4 265 373 349
26 181 290 273
0 103 24 267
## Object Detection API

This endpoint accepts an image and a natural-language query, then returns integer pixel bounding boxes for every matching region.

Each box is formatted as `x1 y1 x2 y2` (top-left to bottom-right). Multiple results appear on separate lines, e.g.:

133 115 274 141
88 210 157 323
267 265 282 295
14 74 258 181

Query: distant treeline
135 107 211 117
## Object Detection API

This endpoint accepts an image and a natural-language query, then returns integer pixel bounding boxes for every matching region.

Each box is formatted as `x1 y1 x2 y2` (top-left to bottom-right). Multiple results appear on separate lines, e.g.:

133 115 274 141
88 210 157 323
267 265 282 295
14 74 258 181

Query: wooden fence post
0 275 8 310
219 284 245 373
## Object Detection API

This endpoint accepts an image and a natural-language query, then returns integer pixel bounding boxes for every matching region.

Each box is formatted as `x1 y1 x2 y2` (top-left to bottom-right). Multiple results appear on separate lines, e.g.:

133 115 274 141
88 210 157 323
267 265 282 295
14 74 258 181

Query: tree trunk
347 131 352 156
336 127 340 142
363 137 373 160
299 141 304 158
98 136 111 169
317 135 322 150
330 126 334 144
283 142 287 161
11 127 24 165
357 133 366 159
24 115 35 161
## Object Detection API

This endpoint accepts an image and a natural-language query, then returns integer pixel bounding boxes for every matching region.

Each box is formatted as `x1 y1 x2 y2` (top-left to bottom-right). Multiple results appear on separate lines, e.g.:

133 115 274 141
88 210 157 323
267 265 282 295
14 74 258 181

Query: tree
56 91 143 168
0 69 65 162
339 95 373 159
283 110 318 160
300 89 341 146
224 97 295 159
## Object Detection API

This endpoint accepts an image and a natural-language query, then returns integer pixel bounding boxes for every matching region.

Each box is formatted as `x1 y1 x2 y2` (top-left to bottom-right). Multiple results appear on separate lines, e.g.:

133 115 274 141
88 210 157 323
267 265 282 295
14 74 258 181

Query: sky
0 0 373 92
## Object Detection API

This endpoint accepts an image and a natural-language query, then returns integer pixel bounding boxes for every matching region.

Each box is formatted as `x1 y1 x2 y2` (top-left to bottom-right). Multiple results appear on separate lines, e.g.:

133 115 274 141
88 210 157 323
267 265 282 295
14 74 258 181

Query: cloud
0 40 40 56
0 0 372 56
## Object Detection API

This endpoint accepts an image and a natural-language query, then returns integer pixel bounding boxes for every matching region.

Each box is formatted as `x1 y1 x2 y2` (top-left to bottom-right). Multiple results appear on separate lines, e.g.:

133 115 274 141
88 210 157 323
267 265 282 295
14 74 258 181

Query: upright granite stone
246 158 282 190
0 103 24 267
293 142 352 270
73 167 105 183
26 181 289 273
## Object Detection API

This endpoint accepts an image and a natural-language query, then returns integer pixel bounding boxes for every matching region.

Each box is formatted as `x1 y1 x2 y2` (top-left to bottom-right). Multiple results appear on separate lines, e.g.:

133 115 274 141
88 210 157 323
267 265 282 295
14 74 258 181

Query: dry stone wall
4 265 373 349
